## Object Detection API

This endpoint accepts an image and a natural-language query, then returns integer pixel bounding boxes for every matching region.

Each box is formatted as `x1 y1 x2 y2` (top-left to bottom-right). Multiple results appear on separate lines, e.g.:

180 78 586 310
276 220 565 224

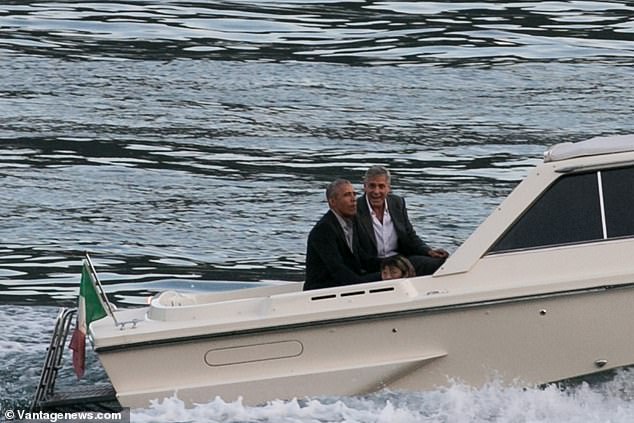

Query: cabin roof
544 134 634 163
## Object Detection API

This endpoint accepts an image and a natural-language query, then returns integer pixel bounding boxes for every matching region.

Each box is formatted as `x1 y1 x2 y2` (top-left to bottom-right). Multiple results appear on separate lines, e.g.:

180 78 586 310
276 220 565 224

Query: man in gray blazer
303 178 382 291
357 166 448 276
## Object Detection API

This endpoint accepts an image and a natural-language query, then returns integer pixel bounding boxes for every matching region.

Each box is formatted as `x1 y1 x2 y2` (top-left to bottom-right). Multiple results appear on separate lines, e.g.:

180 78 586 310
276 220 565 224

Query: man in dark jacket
357 166 448 276
303 179 382 291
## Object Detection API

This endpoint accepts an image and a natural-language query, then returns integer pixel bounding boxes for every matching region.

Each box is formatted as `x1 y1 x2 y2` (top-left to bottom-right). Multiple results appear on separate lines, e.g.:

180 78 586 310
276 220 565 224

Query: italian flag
69 261 108 379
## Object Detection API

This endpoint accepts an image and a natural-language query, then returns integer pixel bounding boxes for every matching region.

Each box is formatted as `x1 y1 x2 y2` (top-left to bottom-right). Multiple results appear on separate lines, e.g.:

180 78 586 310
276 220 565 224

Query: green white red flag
69 261 108 378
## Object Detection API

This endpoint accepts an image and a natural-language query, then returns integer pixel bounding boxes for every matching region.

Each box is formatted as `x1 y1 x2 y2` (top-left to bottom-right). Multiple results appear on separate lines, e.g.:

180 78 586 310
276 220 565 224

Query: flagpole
83 251 120 326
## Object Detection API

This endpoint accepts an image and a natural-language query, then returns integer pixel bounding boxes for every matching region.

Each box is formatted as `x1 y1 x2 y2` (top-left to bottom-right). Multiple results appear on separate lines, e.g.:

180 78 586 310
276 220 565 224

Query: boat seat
155 291 198 307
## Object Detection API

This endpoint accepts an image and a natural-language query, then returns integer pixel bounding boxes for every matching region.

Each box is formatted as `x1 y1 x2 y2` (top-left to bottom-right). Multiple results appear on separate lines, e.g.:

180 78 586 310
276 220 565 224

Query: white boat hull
95 283 634 407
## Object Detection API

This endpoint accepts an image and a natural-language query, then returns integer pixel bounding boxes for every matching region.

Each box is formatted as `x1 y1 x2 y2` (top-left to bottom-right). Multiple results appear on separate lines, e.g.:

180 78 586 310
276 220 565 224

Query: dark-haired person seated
303 179 382 291
380 255 415 280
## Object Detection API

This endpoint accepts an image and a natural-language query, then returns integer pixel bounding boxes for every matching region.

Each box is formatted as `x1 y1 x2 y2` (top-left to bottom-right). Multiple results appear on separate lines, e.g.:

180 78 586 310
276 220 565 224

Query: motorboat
88 134 634 408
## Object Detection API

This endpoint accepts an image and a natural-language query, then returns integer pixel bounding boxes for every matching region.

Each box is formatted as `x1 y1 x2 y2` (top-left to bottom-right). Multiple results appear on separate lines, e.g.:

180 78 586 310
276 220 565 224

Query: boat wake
131 372 634 423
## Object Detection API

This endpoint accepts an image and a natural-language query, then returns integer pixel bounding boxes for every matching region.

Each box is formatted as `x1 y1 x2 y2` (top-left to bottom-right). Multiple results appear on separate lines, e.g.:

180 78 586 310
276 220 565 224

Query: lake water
1 1 633 422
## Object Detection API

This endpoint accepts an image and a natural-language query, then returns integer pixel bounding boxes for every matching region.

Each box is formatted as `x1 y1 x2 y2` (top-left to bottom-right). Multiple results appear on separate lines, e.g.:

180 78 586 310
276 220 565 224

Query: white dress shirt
367 198 398 258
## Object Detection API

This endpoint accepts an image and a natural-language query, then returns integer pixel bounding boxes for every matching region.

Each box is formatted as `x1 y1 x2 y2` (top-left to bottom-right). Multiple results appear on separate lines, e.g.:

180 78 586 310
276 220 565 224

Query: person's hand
429 248 449 259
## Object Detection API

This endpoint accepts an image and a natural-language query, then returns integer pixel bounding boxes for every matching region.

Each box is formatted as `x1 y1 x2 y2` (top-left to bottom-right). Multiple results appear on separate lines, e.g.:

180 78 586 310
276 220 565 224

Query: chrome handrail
30 307 77 412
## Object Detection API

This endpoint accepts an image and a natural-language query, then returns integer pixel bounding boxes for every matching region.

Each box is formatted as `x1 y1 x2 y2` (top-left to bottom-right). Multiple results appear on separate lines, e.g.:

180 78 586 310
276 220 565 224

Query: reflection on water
1 1 634 306
1 59 634 304
0 131 546 306
1 1 633 64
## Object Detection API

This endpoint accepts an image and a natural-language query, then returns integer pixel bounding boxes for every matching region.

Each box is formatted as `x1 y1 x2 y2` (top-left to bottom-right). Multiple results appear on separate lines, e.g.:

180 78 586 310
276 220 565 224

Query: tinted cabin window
602 166 634 238
490 172 603 252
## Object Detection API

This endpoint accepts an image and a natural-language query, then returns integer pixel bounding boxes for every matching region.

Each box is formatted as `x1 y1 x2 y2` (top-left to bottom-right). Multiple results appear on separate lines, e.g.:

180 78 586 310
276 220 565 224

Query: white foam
0 305 58 357
131 371 634 423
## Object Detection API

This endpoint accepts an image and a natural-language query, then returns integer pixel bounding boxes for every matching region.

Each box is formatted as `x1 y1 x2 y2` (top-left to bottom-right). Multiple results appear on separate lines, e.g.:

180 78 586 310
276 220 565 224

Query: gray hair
364 165 391 184
326 178 352 200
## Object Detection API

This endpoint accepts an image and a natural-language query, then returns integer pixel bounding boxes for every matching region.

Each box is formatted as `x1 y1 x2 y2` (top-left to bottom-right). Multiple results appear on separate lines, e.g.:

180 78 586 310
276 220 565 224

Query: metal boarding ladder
30 307 77 411
31 254 122 411
30 307 119 412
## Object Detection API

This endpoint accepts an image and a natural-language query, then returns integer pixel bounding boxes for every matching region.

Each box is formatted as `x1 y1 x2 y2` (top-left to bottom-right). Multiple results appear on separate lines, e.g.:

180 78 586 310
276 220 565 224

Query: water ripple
1 1 632 64
1 2 634 304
